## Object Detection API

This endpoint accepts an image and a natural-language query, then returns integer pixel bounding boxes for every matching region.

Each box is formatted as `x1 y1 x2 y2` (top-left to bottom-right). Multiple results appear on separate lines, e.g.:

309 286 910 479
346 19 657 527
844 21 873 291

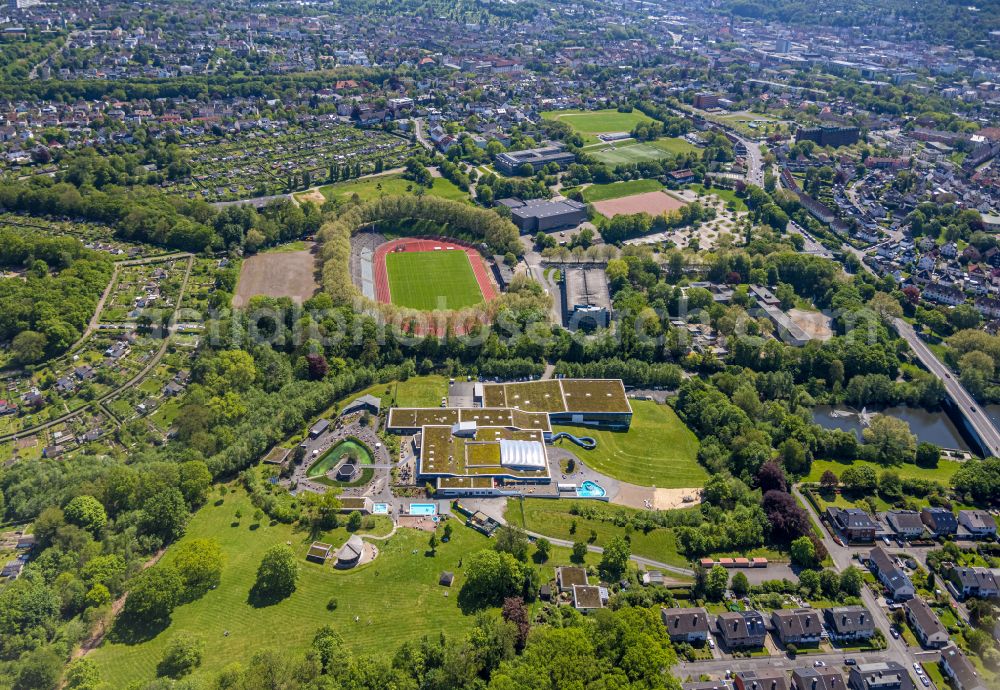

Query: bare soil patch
233 244 319 307
297 189 326 205
788 308 834 340
591 190 687 218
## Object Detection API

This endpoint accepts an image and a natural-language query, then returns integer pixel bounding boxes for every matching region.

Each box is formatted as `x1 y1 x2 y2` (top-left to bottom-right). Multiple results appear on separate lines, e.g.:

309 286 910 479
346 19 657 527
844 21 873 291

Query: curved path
522 528 693 579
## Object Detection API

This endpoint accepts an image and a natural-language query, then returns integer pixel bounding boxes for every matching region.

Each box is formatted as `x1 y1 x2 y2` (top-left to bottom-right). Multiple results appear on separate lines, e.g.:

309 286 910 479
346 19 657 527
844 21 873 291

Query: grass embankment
553 401 705 488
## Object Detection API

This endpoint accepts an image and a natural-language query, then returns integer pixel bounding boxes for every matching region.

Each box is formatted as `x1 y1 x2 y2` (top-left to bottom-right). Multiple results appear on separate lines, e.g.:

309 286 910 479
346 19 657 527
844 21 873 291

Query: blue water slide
550 432 597 450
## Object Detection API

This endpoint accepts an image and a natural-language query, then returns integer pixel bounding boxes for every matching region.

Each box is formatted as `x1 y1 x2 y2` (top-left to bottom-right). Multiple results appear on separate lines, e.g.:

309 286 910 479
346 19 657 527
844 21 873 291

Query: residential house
771 608 823 646
922 283 965 306
957 510 997 538
974 296 1000 320
847 662 913 690
715 610 767 649
791 667 846 690
948 566 999 600
661 607 711 643
824 606 877 642
941 644 988 690
868 547 915 600
921 507 958 538
556 566 588 592
572 584 607 612
904 598 949 648
827 507 877 543
735 670 789 690
885 511 925 540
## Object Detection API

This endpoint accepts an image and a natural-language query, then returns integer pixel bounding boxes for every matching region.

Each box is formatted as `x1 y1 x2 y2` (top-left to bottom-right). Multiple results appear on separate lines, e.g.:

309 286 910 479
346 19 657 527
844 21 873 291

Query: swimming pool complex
409 503 437 516
372 503 389 514
576 481 606 498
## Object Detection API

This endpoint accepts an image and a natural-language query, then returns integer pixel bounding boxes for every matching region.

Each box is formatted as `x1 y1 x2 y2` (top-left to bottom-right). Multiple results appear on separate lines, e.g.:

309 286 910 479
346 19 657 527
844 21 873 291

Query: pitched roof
661 607 711 635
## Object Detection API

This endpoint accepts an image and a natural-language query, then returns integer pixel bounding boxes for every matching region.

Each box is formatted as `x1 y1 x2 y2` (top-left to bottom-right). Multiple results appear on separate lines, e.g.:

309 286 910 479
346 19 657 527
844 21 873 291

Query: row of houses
662 604 877 649
826 506 997 544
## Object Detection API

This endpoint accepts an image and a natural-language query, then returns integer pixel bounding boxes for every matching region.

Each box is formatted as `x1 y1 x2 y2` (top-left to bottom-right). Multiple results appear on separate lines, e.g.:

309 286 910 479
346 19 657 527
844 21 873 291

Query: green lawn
581 178 665 203
805 458 961 485
263 240 311 253
305 174 468 204
307 439 373 479
649 137 699 155
553 401 705 488
385 250 484 311
507 498 691 568
541 109 655 144
688 184 748 212
91 488 485 686
589 138 696 165
331 376 449 419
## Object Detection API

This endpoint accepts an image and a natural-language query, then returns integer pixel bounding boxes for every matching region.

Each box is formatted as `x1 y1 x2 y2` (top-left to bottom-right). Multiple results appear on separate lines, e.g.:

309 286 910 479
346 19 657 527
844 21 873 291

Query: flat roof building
495 144 575 174
502 197 587 233
562 267 612 332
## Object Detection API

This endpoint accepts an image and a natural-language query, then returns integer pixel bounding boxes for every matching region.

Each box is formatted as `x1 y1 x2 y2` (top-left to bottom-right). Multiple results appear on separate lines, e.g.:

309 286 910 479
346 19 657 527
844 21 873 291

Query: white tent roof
499 439 547 470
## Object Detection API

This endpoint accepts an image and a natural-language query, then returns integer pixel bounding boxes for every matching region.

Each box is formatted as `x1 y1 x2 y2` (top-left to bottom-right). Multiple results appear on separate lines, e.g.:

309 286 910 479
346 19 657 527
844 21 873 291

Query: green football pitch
385 250 485 311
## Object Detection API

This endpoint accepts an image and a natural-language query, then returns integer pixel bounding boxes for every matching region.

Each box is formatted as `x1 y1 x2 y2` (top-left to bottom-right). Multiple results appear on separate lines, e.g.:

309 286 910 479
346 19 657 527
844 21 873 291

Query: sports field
581 178 664 203
385 250 485 311
541 108 655 143
552 400 705 488
590 138 698 165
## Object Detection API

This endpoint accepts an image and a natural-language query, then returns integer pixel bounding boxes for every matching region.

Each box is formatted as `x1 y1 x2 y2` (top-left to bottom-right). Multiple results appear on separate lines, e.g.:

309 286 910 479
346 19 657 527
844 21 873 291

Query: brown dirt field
296 189 326 205
788 308 834 340
591 190 687 218
232 246 319 307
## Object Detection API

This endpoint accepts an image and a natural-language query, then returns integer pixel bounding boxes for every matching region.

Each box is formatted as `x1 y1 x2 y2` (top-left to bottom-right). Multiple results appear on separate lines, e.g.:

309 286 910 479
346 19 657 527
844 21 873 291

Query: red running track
372 236 498 306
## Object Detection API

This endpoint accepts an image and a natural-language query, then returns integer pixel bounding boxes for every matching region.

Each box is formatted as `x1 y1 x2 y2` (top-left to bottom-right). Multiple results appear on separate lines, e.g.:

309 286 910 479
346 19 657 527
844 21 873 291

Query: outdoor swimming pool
576 481 606 498
372 503 389 515
409 503 437 516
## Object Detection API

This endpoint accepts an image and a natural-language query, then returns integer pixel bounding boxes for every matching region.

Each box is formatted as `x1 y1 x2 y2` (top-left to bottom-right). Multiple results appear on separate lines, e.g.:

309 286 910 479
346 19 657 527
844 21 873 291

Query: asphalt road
893 318 1000 457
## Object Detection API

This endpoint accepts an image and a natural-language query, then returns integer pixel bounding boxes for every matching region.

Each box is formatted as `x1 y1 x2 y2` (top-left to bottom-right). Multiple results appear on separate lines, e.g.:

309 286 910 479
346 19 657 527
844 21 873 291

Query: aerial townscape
2 0 1000 688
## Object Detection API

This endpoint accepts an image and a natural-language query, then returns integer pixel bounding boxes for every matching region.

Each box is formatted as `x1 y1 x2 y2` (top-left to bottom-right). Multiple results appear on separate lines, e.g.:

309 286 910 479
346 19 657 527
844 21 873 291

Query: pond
307 439 374 479
811 405 972 451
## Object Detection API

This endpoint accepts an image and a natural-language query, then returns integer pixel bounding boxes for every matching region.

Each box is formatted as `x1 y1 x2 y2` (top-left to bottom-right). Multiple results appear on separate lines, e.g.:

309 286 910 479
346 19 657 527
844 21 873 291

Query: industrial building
561 266 612 331
495 144 575 174
500 197 587 233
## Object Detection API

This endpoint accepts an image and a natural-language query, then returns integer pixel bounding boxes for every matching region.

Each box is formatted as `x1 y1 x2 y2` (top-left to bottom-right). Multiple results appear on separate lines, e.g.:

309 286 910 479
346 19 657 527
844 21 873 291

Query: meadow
300 174 468 205
552 401 705 488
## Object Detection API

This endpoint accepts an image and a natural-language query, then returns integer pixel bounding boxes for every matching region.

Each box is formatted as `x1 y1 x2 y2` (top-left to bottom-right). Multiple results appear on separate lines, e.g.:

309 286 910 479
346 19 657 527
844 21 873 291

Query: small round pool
576 480 606 498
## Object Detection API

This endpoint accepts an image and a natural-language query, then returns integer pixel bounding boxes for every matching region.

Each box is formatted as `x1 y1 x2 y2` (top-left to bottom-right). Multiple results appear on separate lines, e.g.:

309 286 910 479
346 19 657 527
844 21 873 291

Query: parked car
845 659 857 666
890 627 900 639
